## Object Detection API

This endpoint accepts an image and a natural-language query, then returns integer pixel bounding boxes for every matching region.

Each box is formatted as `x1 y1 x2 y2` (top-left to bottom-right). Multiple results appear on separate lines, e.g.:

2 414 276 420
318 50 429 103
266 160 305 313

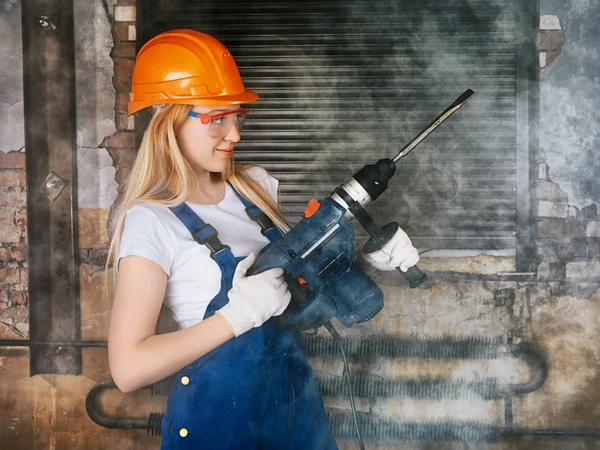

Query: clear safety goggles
187 109 249 139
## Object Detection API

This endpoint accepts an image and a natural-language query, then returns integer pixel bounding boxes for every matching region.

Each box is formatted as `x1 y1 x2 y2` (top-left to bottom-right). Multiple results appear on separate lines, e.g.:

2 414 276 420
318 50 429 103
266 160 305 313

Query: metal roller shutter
139 0 538 255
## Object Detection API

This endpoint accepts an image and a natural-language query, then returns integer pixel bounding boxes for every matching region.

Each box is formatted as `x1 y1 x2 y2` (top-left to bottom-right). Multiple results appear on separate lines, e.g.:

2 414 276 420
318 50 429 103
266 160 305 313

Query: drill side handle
398 265 427 288
363 222 427 289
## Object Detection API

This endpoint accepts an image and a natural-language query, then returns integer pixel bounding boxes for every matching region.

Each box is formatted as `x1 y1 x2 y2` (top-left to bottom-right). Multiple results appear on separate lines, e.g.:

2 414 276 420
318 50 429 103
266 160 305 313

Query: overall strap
227 181 283 242
169 203 232 265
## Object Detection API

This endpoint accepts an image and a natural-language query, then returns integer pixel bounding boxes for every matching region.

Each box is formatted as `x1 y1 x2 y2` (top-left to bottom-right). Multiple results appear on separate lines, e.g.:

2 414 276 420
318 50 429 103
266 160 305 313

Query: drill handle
363 222 427 289
398 265 427 288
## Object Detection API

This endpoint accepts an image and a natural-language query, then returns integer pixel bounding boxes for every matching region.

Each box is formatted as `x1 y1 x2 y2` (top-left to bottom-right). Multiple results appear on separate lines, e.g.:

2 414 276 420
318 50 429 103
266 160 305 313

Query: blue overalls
160 183 338 450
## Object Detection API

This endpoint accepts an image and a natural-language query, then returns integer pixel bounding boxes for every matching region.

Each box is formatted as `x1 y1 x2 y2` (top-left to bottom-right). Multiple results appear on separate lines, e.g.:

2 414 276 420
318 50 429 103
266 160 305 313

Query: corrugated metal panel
144 0 528 250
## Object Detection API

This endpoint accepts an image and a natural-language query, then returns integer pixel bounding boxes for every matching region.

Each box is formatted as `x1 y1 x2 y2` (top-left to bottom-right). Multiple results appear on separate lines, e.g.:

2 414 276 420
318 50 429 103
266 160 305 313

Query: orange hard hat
128 29 258 115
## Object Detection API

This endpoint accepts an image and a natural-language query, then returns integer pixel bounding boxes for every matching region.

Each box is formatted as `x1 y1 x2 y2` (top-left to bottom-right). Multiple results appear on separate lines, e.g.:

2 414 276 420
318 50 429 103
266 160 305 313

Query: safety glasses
187 109 249 139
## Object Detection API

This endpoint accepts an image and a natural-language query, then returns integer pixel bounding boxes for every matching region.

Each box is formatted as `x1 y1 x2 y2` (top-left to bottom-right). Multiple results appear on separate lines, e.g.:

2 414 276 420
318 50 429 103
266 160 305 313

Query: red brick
105 131 135 148
540 30 565 51
0 246 27 262
0 189 26 207
0 171 17 186
0 170 25 187
0 268 20 284
19 268 28 284
14 209 26 234
0 211 23 244
116 93 129 113
113 75 132 93
0 152 25 169
116 111 132 130
7 304 28 323
89 246 109 266
115 167 131 185
11 291 27 306
13 246 26 261
108 148 137 167
0 288 8 305
114 59 135 76
111 41 137 58
113 24 131 42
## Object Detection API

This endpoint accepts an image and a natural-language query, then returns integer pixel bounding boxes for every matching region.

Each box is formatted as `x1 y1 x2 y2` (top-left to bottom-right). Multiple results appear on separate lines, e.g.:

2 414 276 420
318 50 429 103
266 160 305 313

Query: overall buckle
192 224 230 258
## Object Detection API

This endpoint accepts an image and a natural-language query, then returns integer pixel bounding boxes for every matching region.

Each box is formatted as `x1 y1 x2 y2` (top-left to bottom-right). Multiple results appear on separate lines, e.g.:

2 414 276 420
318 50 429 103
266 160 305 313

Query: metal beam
515 0 540 272
21 0 81 375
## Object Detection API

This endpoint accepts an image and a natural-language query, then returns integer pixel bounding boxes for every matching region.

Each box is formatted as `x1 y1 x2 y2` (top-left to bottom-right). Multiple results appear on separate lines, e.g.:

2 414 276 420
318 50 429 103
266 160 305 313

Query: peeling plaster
77 146 118 208
540 15 562 30
73 0 119 209
540 3 600 209
418 255 516 274
0 1 24 153
73 0 117 148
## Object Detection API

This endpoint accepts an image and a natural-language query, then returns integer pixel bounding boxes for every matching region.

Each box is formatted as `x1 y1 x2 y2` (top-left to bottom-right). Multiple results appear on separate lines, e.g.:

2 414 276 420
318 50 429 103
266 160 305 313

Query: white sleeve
245 165 279 203
117 204 176 276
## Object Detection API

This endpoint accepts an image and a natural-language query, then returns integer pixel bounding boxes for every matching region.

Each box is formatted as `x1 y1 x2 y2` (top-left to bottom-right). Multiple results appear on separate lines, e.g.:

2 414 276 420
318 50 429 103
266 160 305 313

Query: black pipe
85 379 162 435
330 414 600 442
328 413 503 442
318 376 500 400
0 340 107 347
499 343 548 396
145 373 501 401
80 338 600 441
303 336 501 360
505 428 600 438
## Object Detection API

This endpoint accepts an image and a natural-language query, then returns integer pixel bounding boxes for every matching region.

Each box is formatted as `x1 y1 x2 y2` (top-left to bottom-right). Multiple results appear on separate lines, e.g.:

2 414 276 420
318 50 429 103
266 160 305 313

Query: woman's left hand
363 227 419 272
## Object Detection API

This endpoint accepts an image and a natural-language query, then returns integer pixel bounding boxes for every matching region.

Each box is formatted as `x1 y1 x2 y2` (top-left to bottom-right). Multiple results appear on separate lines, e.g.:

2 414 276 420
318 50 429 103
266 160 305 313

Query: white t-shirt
118 166 279 329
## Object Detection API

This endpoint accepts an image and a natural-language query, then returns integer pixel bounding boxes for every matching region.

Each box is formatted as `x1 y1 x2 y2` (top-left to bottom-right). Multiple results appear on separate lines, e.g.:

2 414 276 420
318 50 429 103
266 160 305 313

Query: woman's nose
224 123 241 143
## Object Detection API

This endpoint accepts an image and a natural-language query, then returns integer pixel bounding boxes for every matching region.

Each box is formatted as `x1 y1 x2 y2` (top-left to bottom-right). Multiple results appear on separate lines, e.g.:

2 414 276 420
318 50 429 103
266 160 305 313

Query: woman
107 29 418 449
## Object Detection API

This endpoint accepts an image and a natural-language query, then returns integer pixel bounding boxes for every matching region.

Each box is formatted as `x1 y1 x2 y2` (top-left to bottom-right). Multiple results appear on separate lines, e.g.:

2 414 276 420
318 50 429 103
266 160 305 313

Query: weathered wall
0 1 157 449
1 0 599 449
540 0 600 211
0 0 28 340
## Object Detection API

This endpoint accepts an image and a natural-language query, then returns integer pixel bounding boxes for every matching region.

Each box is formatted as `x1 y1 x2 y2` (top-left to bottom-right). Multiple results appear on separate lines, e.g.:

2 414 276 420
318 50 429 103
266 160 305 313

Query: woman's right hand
217 253 291 337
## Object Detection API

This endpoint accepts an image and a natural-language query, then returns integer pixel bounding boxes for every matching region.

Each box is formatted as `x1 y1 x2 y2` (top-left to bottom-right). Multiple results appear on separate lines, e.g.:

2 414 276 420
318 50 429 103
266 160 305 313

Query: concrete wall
0 0 599 449
540 0 600 211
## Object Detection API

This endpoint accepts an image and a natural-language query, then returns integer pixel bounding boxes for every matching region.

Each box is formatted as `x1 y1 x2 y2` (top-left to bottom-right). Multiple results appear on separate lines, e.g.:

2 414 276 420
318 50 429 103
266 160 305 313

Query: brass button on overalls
179 377 190 438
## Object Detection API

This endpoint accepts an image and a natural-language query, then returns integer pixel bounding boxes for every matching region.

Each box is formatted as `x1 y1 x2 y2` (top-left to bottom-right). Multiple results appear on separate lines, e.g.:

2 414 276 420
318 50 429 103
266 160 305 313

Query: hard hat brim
128 89 259 115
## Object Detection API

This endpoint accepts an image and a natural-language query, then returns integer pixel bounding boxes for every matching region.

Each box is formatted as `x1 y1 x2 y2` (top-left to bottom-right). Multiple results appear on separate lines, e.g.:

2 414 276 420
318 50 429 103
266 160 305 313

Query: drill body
248 196 384 331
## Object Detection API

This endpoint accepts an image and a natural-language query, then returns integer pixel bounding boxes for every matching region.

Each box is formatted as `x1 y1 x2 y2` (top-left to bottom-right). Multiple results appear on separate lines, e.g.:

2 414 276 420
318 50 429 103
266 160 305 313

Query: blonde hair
105 104 289 288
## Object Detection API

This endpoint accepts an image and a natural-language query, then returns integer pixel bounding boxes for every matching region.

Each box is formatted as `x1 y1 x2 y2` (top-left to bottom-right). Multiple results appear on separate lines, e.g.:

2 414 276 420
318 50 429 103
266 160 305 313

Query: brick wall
539 15 565 69
108 1 137 198
0 151 28 338
536 152 600 285
0 1 138 340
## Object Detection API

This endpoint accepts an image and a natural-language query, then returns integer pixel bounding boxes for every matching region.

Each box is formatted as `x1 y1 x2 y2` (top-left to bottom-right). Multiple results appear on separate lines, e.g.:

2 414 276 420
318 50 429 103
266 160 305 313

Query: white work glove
217 253 291 337
363 227 420 272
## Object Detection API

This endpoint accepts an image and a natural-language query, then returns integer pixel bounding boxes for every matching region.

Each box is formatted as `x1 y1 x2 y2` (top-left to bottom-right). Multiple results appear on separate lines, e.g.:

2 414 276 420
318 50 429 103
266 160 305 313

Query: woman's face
176 104 242 175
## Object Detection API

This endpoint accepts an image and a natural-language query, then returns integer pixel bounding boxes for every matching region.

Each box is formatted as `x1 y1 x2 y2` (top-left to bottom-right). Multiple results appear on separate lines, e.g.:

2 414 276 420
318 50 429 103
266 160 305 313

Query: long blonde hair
105 104 289 287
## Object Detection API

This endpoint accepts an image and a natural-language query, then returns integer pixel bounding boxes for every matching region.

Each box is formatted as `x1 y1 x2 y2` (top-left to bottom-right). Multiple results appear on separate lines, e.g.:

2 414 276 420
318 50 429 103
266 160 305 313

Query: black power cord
323 321 366 450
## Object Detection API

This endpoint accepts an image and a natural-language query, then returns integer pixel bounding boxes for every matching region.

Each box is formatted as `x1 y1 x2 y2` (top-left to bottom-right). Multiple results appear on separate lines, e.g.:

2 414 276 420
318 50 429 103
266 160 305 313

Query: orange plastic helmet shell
128 29 258 115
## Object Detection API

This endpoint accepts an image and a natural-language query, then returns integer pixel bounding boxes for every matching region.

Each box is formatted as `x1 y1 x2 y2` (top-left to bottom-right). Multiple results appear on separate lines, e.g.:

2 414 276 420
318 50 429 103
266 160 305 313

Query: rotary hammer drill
248 90 474 331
